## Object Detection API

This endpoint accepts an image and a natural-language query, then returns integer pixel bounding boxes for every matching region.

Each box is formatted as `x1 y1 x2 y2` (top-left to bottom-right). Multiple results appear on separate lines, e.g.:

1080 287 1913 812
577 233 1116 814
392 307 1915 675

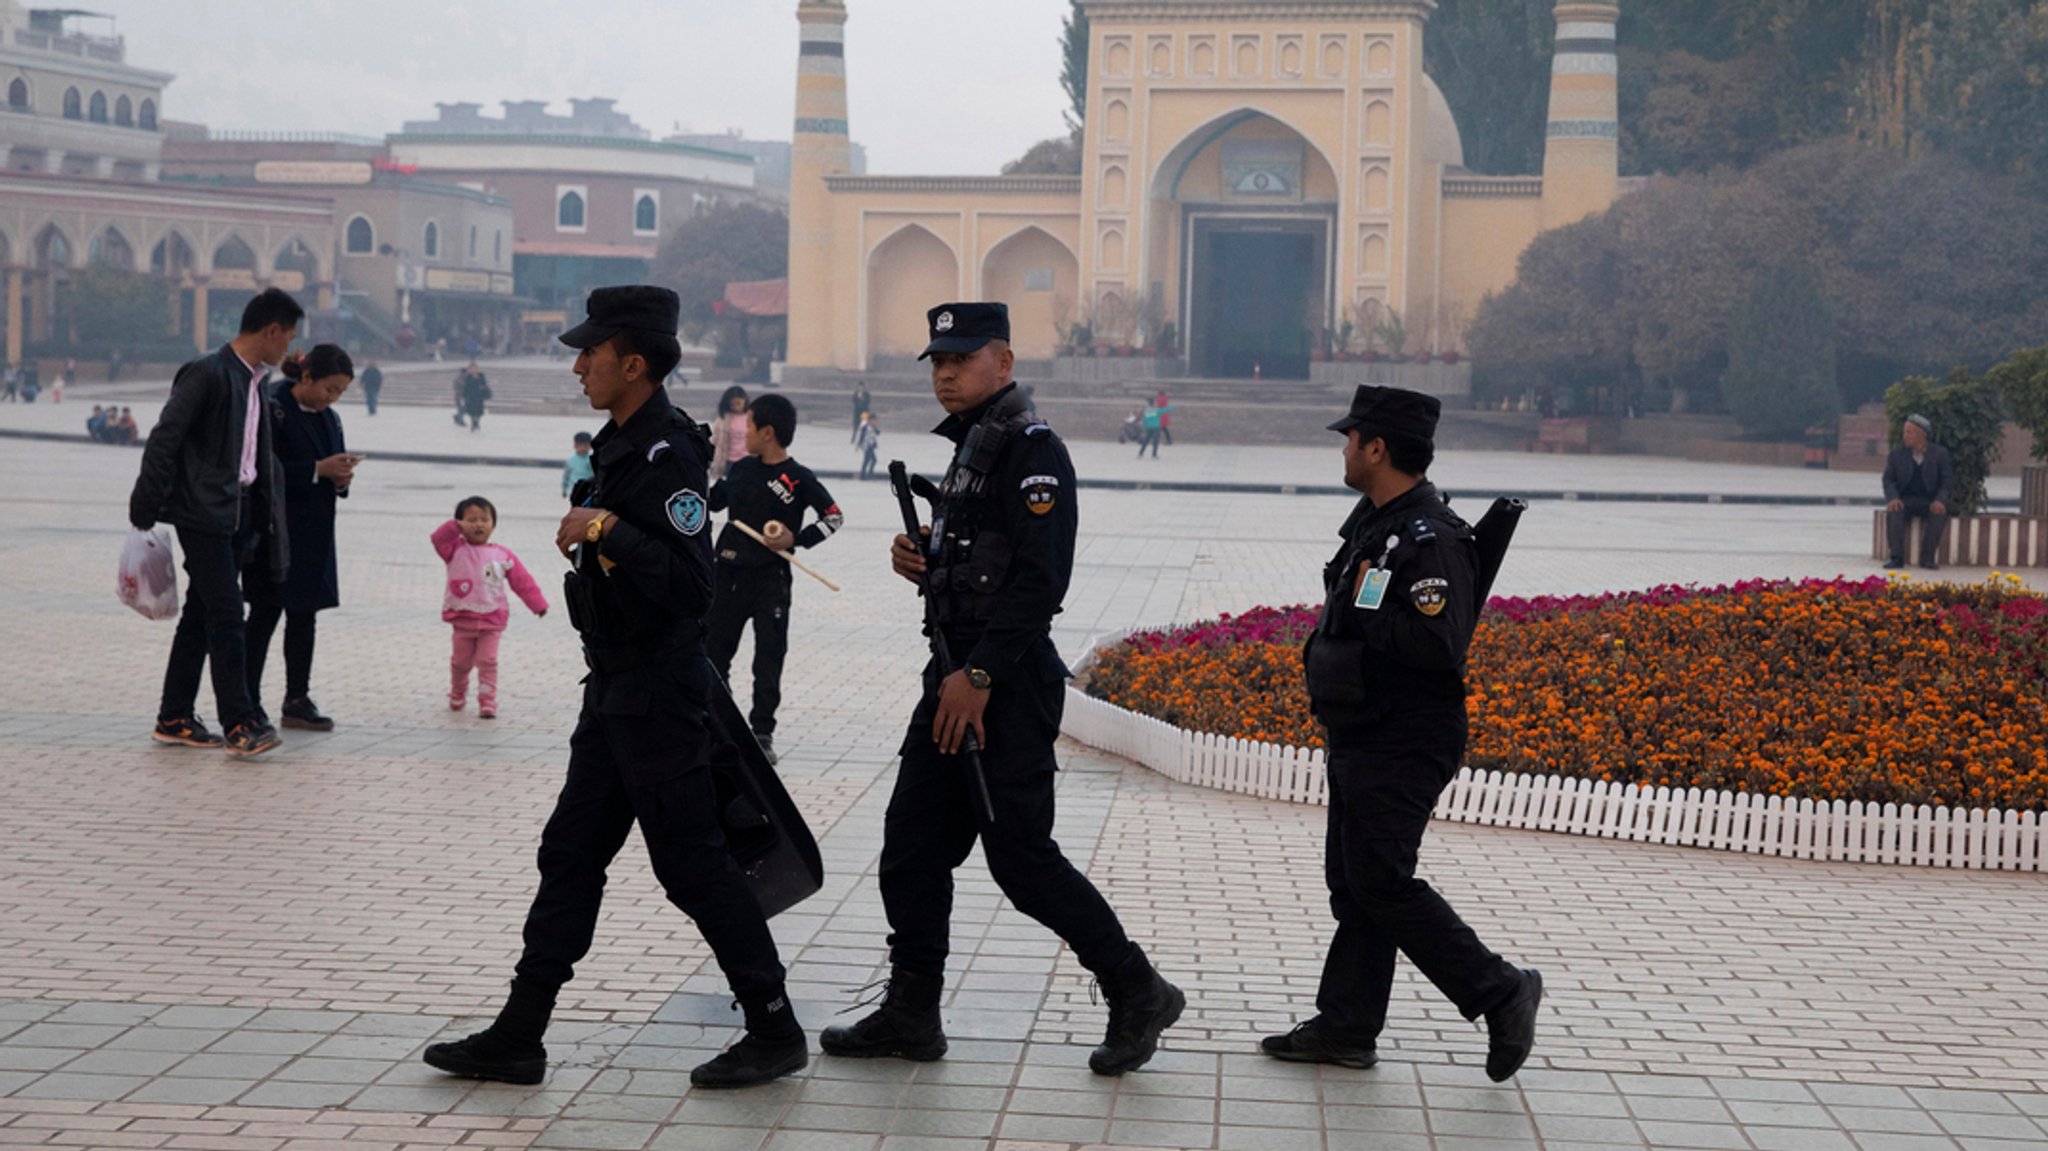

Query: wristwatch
584 512 610 543
965 666 993 690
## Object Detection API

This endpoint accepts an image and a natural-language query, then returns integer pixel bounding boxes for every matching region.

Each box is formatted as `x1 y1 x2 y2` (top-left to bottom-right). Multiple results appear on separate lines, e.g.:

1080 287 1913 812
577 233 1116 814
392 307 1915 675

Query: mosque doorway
1185 216 1327 380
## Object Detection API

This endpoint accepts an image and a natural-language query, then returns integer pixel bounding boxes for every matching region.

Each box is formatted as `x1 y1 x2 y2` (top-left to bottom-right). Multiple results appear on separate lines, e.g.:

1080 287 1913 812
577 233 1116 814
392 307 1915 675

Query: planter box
1533 416 1620 454
1869 510 2048 568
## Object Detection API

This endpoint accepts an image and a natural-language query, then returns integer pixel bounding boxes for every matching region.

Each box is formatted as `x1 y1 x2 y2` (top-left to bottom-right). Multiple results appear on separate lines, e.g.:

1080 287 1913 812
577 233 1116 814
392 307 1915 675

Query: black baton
890 460 997 823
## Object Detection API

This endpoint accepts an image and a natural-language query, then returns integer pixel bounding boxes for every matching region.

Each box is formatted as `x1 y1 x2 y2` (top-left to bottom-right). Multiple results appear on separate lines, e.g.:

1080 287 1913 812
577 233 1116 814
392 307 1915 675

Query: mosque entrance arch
1148 109 1339 379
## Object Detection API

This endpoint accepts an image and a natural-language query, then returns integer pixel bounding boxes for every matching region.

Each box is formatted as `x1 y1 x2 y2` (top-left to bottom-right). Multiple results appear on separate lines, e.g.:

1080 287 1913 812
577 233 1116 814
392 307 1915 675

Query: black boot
1484 968 1543 1082
423 978 554 1085
1089 946 1185 1076
818 969 947 1061
691 990 807 1089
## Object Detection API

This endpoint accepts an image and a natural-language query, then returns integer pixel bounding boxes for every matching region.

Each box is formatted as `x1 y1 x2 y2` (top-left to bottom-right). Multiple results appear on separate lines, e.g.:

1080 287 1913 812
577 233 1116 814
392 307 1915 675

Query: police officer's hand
558 507 611 558
933 669 990 755
891 527 930 583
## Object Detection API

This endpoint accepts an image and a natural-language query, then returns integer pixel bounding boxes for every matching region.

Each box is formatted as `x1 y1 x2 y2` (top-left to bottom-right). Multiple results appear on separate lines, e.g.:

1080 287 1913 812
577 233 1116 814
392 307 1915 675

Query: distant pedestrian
57 356 74 403
3 363 17 401
562 431 595 498
1137 401 1163 458
114 406 138 445
359 360 383 415
245 345 359 732
87 405 109 442
856 412 880 481
128 287 303 758
19 363 38 402
709 384 750 481
1153 389 1174 445
431 496 549 718
456 361 491 431
108 347 124 382
851 380 871 442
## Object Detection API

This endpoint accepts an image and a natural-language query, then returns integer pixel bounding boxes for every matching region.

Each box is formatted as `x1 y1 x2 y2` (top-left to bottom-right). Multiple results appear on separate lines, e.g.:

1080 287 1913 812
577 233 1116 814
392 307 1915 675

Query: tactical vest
926 388 1041 627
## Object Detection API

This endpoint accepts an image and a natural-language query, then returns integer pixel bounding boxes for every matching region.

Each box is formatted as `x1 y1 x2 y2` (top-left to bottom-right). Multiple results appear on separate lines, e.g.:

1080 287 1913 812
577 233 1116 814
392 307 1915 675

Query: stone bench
1870 509 2048 567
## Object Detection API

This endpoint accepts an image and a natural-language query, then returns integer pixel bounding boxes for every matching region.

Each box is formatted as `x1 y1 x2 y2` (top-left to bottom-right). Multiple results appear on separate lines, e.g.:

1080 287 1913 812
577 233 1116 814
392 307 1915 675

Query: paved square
2 399 2045 1150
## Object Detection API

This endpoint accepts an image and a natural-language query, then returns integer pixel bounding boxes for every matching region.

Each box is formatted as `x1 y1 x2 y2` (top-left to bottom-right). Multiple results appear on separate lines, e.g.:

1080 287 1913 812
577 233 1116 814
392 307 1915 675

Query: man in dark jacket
1882 414 1955 570
129 288 302 758
1261 385 1541 1082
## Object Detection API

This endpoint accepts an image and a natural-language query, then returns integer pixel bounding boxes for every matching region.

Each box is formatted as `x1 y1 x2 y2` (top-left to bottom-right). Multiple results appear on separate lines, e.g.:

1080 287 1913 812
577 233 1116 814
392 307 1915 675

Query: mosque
783 0 1620 382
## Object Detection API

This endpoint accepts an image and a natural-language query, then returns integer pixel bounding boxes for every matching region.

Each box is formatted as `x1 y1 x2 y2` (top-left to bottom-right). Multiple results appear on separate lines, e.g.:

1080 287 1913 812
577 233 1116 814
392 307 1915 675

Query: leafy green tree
1720 261 1840 438
1883 368 2006 514
57 267 170 353
1422 0 1554 175
1986 346 2048 461
1002 131 1083 176
648 203 788 344
1060 1 1089 135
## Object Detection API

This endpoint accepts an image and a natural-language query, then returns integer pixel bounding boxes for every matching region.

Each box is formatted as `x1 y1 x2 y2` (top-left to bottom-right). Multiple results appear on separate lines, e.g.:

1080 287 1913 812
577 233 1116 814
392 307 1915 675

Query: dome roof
1420 72 1465 168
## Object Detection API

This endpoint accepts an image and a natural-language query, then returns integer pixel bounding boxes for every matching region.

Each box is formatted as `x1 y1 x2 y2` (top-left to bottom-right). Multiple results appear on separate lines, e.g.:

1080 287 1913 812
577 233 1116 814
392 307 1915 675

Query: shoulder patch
1020 474 1060 516
1409 516 1438 543
1410 577 1450 617
646 440 671 462
665 488 707 535
1023 422 1051 437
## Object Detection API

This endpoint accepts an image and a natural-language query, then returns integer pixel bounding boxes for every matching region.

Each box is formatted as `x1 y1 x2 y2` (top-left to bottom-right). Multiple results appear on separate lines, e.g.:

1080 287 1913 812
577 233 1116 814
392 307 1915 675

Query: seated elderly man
1882 413 1955 571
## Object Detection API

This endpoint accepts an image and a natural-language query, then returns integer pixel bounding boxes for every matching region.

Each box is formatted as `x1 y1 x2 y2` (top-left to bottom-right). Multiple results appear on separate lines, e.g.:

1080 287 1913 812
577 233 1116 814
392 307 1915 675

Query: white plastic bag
117 528 180 621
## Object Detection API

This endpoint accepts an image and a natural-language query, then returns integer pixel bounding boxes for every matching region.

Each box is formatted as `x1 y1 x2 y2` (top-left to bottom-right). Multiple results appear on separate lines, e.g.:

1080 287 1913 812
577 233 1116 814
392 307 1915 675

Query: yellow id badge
1355 567 1392 610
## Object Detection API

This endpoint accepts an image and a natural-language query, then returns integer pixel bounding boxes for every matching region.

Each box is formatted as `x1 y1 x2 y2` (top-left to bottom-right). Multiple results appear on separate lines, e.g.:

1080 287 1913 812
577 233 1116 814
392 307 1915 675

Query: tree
1986 346 2048 462
1060 1 1089 135
647 203 788 332
56 267 169 353
1422 0 1554 175
1002 131 1083 175
1720 261 1840 438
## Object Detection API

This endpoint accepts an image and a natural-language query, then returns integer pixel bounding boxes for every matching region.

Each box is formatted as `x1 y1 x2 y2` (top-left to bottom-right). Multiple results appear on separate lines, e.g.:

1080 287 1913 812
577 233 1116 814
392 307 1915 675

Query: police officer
821 302 1183 1076
1261 385 1542 1080
423 286 805 1090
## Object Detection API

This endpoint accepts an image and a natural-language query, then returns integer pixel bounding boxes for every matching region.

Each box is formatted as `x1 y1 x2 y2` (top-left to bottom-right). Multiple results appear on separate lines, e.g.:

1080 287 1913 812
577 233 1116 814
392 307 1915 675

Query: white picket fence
1062 689 2047 872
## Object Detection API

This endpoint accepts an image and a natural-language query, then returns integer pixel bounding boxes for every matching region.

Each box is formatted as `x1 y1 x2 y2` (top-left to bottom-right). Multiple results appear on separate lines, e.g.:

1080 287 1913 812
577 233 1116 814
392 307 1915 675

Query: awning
721 278 788 317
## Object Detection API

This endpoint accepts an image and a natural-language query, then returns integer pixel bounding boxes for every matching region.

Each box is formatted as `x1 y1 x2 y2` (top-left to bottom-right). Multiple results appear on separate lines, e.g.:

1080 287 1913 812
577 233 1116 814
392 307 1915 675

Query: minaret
787 0 851 369
1539 2 1620 229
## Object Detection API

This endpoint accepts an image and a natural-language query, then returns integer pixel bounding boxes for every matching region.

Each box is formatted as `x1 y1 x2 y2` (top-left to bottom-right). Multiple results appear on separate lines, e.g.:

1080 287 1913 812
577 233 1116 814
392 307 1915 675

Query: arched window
138 98 157 130
423 220 439 258
114 95 132 126
62 87 81 119
7 79 28 111
344 215 374 255
36 225 71 269
556 189 585 230
90 227 133 269
88 91 108 123
634 193 658 234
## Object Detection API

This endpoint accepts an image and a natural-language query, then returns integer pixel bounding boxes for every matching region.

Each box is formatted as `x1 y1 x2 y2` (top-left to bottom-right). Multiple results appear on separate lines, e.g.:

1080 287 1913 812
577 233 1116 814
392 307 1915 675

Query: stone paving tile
5 437 2048 1151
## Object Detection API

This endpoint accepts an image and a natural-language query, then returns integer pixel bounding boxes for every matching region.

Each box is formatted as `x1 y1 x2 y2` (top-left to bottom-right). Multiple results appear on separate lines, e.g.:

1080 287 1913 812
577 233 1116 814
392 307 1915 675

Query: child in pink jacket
432 496 548 718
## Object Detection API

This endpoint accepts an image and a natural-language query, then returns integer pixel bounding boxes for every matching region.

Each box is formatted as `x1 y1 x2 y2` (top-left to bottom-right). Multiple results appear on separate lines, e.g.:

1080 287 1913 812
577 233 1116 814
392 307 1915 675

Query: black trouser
1137 428 1160 457
860 447 878 481
245 603 317 714
515 650 788 1008
879 660 1136 978
1316 716 1522 1040
1886 498 1948 566
705 561 791 735
159 515 258 729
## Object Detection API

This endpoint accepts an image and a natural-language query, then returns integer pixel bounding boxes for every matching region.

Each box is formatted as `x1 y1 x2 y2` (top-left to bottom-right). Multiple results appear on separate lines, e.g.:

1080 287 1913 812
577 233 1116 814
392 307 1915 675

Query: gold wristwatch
585 512 609 543
966 666 993 690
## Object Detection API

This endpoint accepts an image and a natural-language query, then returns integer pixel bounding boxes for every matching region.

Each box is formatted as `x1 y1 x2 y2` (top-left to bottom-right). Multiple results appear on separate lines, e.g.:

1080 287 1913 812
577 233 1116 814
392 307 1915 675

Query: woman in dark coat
246 345 359 730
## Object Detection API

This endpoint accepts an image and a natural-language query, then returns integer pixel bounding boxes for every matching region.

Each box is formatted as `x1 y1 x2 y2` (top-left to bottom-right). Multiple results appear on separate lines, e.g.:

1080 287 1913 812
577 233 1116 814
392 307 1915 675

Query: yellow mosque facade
785 0 1620 380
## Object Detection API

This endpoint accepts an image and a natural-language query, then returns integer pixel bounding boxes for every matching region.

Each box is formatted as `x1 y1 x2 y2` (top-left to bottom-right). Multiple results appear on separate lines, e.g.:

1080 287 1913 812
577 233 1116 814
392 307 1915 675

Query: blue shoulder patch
665 488 707 535
1409 516 1438 542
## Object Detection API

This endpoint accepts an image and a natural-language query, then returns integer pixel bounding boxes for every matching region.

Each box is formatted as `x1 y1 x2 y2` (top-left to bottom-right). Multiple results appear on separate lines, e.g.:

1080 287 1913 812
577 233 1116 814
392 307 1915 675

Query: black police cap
918 301 1009 360
1328 384 1442 442
559 285 681 349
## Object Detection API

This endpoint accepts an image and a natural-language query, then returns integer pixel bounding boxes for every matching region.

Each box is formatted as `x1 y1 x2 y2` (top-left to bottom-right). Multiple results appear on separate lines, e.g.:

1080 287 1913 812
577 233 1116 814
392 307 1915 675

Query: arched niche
1366 39 1394 75
1105 40 1131 77
1101 162 1127 206
90 227 135 270
213 234 258 274
151 231 196 279
1321 38 1345 77
1148 108 1344 205
35 223 73 269
1362 164 1391 212
1364 99 1394 147
981 226 1078 361
1359 230 1388 276
1191 39 1216 75
866 224 958 363
1105 98 1129 144
1099 227 1126 271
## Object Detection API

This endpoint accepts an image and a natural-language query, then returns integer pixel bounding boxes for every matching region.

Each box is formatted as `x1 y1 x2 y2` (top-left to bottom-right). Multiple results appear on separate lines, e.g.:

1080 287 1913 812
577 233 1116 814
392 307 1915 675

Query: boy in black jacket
706 394 842 762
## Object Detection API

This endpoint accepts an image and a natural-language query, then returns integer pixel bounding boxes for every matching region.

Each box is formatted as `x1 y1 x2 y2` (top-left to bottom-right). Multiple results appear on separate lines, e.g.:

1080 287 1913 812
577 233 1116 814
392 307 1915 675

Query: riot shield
703 679 824 918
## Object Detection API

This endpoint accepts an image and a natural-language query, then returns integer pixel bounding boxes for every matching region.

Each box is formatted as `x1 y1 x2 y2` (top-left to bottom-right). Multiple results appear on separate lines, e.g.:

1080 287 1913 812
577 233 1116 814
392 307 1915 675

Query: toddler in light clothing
431 496 548 718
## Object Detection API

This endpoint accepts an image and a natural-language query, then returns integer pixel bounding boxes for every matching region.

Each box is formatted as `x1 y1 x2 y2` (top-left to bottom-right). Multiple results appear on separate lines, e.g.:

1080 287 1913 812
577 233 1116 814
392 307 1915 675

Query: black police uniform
824 302 1182 1079
706 456 843 737
1288 385 1537 1078
426 287 800 1092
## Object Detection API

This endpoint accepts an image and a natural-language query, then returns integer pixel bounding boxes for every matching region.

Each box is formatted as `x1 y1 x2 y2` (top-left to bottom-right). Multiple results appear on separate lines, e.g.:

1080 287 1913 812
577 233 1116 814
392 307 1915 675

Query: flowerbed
1087 577 2048 812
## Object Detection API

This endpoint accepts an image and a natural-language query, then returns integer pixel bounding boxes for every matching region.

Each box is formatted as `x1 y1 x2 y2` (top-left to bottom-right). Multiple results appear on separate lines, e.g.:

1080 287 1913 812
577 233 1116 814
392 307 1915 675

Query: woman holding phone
245 344 360 731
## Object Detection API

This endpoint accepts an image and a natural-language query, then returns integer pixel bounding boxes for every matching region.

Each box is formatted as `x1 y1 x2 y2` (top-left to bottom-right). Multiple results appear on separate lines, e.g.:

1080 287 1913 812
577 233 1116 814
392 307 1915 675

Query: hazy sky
102 1 1073 176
